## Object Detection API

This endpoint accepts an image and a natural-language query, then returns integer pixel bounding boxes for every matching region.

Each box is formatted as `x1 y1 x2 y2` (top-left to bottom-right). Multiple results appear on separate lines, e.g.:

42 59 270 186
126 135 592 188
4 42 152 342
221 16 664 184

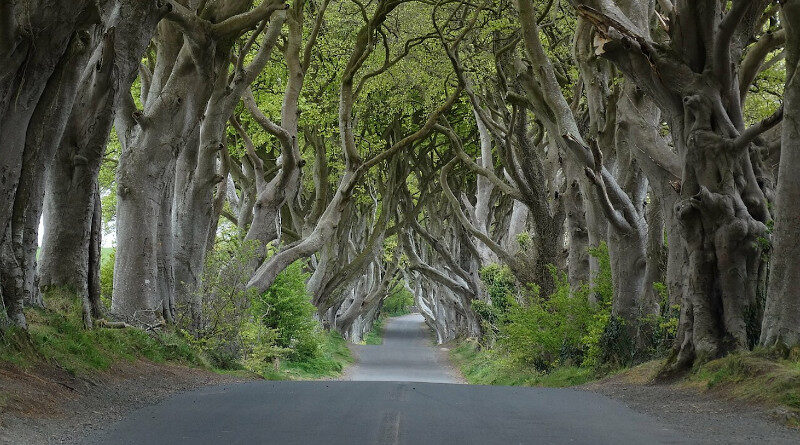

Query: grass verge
450 339 594 387
261 331 353 380
687 351 800 423
1 295 352 381
0 304 203 376
579 349 800 426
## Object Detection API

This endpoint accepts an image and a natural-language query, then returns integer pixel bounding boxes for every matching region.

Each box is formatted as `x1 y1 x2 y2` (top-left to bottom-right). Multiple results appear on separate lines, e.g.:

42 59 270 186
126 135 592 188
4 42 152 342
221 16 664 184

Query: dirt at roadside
0 360 255 444
581 371 800 444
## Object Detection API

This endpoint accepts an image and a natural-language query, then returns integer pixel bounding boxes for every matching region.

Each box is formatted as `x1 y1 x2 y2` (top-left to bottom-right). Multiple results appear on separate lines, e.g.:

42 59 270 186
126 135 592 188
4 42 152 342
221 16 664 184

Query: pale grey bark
247 0 458 293
573 0 777 369
39 1 168 328
760 0 800 349
111 1 286 325
0 0 99 328
172 11 285 326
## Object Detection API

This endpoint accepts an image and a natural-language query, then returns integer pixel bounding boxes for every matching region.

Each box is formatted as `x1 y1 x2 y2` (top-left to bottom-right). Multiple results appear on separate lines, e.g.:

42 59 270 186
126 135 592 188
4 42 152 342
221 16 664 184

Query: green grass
363 318 384 345
262 331 353 380
687 350 800 415
450 339 594 387
0 295 203 376
1 291 353 382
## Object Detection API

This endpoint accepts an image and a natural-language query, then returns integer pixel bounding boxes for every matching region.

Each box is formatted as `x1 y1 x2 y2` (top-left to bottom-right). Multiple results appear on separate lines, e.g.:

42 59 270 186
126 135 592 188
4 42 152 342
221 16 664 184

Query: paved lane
344 313 462 383
83 380 685 445
83 314 687 445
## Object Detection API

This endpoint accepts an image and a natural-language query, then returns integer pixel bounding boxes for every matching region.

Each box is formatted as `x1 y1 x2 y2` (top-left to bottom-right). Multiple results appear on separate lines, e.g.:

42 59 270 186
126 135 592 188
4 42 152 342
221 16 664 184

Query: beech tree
761 0 800 350
2 0 797 379
110 0 287 325
568 0 783 370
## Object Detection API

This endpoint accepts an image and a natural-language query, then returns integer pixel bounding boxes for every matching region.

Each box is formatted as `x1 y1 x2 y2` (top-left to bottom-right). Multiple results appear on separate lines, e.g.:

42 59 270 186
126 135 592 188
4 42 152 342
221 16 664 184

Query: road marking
378 411 402 445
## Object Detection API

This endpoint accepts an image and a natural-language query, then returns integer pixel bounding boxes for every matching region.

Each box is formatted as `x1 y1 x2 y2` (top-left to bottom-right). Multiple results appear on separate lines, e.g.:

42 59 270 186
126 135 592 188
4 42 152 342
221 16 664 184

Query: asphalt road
84 314 687 445
344 313 462 383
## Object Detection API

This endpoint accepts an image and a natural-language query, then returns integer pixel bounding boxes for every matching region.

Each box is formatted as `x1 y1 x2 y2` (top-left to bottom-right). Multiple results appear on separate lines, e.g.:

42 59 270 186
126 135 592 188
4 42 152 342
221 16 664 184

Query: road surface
344 314 462 383
84 314 687 444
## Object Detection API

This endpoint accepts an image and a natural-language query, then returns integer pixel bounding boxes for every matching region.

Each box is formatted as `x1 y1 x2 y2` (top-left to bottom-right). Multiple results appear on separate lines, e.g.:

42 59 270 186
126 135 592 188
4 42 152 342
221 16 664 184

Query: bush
500 269 603 371
636 282 680 361
472 264 519 343
474 243 616 371
251 260 321 361
179 238 260 369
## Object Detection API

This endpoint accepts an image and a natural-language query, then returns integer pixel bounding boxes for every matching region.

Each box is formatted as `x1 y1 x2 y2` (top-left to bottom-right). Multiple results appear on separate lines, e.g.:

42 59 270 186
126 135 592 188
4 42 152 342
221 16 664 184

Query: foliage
364 317 384 345
381 282 414 317
261 331 353 380
471 245 614 372
450 340 594 387
472 264 518 342
178 239 343 376
179 239 262 369
99 248 115 308
636 282 680 361
0 290 201 375
251 260 321 361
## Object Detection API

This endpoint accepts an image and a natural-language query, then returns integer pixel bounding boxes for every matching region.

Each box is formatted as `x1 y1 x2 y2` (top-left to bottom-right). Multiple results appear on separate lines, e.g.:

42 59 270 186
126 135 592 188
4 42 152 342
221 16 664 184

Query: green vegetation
690 351 800 418
451 340 593 387
359 281 413 345
454 244 678 387
2 242 353 382
262 331 353 380
99 248 114 307
176 239 353 380
364 318 384 345
381 282 414 317
0 292 201 375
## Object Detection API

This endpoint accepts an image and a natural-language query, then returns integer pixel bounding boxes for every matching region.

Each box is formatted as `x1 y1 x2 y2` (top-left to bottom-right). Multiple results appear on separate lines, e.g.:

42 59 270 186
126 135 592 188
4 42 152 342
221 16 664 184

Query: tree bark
760 0 800 350
0 0 98 329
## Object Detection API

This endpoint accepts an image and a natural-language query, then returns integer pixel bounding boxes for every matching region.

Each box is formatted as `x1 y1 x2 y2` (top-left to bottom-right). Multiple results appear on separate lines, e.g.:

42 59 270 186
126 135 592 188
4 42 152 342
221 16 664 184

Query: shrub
636 282 680 361
479 264 517 312
179 238 260 369
251 260 321 361
500 269 601 371
475 244 616 371
473 264 519 341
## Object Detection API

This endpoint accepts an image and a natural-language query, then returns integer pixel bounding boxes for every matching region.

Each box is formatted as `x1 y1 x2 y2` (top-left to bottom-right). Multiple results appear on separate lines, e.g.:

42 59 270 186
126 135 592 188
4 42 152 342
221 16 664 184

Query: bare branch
733 104 784 151
211 0 288 37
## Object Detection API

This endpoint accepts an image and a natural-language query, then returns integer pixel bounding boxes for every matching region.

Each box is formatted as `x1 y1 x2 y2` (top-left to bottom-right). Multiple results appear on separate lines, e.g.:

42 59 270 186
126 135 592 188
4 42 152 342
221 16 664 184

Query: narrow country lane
83 314 689 445
344 314 462 383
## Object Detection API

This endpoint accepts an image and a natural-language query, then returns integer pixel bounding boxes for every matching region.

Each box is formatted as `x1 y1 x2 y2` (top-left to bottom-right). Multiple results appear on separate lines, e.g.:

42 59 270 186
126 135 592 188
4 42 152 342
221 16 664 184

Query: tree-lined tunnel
3 0 800 443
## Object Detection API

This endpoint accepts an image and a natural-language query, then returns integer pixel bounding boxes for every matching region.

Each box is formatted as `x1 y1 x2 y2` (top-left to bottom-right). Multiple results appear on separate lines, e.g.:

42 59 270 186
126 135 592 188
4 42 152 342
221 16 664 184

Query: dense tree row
1 0 797 371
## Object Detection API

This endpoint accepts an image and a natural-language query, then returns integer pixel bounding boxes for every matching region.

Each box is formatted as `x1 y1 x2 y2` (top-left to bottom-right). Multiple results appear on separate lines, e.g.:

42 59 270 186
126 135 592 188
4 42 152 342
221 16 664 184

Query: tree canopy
1 0 798 374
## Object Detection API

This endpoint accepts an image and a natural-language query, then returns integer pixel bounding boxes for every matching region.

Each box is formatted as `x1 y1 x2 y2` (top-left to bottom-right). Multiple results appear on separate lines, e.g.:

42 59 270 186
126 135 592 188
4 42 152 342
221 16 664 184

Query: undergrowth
688 350 800 420
455 242 679 388
0 293 201 376
364 318 384 345
450 339 594 387
261 331 353 380
1 248 353 382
